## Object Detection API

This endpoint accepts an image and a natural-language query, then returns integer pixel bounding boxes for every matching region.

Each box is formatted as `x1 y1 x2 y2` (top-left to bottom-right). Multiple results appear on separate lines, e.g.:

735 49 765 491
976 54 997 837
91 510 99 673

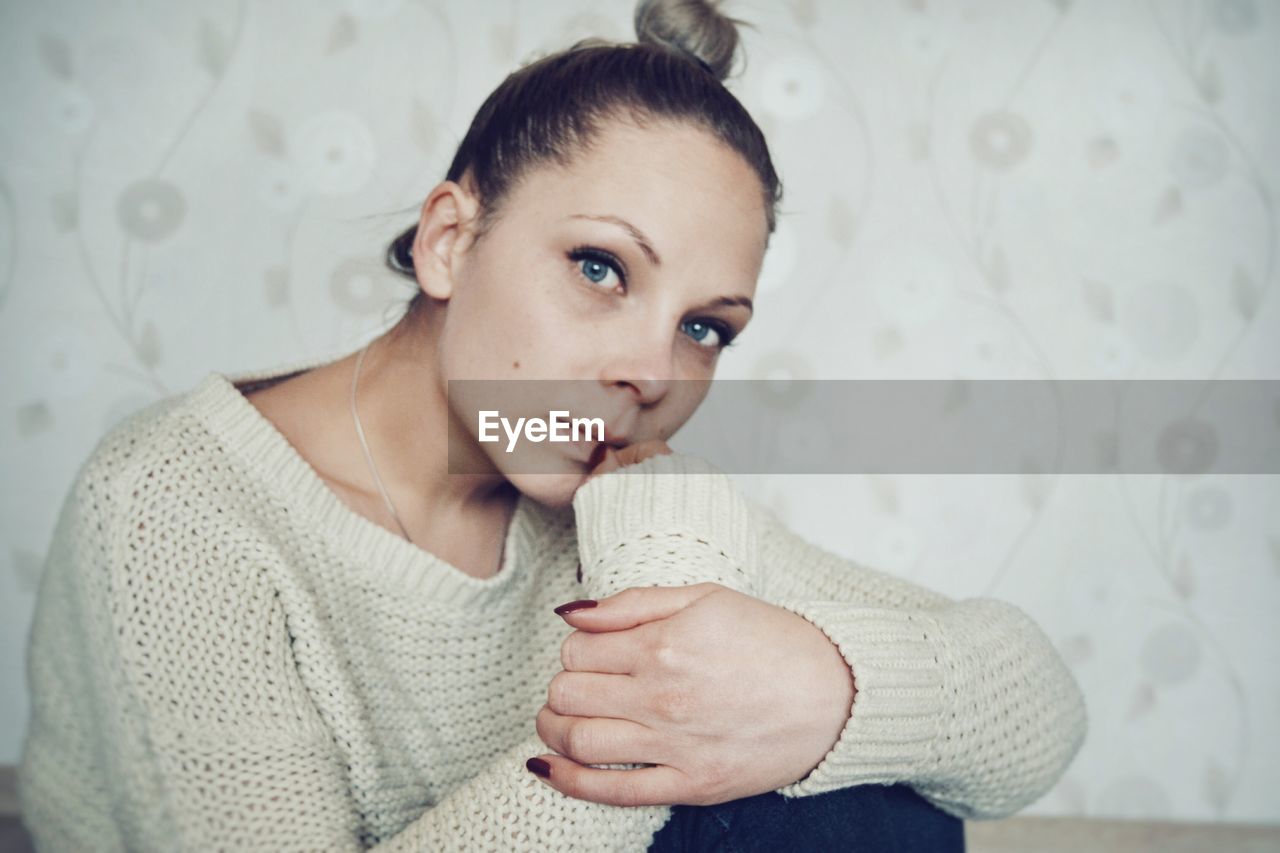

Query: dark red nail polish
526 757 551 778
554 599 598 616
576 562 583 583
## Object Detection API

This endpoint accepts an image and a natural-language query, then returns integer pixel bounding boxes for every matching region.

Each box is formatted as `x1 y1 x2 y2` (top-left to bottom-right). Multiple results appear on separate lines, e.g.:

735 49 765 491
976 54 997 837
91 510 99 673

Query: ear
411 178 482 302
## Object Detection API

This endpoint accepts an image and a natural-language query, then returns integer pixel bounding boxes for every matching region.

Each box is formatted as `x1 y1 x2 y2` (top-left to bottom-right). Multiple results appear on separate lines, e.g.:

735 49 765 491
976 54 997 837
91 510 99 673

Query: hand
584 438 673 480
532 583 856 807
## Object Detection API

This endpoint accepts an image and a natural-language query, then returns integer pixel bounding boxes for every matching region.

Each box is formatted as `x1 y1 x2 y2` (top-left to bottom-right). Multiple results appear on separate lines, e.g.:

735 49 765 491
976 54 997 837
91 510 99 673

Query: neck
354 309 517 521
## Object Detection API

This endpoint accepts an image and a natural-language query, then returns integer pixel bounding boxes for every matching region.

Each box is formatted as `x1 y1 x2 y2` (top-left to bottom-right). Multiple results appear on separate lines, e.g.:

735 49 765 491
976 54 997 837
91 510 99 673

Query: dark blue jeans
646 783 964 852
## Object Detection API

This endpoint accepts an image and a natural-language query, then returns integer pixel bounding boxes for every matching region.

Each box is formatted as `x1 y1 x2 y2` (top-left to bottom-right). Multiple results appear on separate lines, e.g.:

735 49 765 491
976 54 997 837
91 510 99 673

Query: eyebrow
567 213 662 267
566 213 755 314
703 294 753 313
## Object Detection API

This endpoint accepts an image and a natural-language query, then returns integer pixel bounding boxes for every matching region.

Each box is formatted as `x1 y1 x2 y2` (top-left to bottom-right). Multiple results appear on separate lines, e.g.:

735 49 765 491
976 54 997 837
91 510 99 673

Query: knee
662 784 964 853
709 786 894 849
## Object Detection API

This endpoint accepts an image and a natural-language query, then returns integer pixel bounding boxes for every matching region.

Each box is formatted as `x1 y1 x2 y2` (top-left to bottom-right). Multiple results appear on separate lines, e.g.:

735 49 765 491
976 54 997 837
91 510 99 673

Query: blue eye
569 246 625 291
683 319 738 351
568 245 740 353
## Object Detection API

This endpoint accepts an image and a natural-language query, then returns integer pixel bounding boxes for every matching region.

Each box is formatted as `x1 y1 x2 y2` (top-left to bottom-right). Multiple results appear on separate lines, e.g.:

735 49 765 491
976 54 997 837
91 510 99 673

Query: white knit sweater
18 353 1086 852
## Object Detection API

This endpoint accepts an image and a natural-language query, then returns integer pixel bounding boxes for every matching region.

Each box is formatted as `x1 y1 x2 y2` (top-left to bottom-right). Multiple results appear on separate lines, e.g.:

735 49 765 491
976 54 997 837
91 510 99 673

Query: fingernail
576 562 583 583
554 599 598 616
526 757 551 778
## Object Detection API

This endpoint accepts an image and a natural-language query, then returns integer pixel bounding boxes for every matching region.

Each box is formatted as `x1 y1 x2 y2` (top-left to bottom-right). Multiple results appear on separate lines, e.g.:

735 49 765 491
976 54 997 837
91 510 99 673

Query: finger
535 704 665 766
613 439 672 467
545 670 644 718
591 446 622 477
555 583 722 632
561 625 652 674
582 447 617 481
528 752 691 808
585 440 672 481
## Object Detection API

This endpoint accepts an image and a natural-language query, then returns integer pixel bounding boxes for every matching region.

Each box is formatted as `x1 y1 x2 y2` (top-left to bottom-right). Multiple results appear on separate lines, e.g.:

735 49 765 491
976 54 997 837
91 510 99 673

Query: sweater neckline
184 347 563 610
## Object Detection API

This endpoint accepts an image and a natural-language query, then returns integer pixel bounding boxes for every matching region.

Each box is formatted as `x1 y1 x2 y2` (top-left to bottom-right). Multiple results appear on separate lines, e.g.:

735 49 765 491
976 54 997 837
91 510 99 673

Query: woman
17 1 1086 850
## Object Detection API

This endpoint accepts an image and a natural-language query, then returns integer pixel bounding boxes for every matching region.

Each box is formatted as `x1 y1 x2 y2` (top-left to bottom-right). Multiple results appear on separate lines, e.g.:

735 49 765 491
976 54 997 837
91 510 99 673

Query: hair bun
633 0 743 81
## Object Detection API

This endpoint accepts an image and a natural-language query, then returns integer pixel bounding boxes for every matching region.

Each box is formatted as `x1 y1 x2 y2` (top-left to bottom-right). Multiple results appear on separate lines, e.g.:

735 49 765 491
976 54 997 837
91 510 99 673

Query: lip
567 422 630 464
569 415 630 447
571 437 629 461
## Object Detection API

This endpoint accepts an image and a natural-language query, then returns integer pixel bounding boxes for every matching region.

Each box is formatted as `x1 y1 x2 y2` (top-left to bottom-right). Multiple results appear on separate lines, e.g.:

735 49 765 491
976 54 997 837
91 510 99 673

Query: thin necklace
350 340 413 542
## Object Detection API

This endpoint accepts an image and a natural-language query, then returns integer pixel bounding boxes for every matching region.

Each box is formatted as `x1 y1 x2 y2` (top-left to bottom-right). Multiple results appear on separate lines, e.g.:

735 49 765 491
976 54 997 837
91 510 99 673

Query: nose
597 322 676 406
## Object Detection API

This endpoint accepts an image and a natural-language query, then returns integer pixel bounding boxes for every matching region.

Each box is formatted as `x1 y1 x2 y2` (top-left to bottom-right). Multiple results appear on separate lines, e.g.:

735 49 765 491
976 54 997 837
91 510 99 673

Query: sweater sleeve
571 451 762 600
755 495 1087 818
566 452 1087 821
17 456 678 853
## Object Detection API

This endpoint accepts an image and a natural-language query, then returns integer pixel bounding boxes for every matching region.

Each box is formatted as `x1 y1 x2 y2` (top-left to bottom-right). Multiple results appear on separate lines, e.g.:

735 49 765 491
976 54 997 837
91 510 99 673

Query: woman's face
415 118 769 507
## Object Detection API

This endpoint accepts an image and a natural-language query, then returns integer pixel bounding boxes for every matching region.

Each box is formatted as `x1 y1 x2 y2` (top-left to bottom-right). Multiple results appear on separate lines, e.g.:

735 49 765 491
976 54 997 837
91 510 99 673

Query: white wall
1 0 1277 824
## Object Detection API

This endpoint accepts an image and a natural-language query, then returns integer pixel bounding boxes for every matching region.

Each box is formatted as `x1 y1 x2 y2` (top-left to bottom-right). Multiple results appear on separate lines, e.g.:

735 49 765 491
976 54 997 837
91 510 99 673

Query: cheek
442 260 604 381
439 279 545 376
667 380 711 427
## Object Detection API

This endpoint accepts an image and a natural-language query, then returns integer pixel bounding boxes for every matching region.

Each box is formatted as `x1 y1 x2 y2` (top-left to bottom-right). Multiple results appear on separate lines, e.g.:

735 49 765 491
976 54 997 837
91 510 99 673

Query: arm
568 451 1087 820
752 498 1088 819
572 450 761 600
16 461 673 852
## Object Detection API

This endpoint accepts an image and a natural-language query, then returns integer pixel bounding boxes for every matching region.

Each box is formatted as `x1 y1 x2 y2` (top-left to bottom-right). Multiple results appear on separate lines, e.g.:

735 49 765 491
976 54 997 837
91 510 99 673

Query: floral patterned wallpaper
1 0 1277 824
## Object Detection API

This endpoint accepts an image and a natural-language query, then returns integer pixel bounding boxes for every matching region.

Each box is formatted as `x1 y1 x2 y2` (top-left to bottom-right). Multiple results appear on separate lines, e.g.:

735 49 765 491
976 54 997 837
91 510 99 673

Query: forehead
504 119 769 271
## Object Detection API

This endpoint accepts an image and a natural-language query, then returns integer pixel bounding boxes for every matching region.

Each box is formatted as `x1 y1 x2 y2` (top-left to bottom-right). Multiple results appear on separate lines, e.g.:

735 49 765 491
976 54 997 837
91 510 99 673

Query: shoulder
62 376 264 551
40 380 282 649
76 381 193 484
60 388 194 529
60 381 293 629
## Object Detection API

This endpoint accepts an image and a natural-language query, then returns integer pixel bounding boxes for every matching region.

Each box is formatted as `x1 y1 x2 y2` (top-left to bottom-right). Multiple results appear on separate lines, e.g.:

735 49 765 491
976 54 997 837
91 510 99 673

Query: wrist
795 616 858 785
571 451 760 597
769 600 949 799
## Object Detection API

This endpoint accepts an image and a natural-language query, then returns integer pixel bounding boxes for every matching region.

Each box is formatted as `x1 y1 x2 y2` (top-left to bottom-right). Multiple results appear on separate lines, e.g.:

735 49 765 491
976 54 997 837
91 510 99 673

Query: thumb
553 582 721 632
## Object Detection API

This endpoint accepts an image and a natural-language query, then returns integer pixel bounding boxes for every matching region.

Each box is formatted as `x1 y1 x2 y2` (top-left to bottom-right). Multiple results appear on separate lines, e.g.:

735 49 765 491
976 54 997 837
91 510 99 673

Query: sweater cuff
570 452 759 599
768 601 949 799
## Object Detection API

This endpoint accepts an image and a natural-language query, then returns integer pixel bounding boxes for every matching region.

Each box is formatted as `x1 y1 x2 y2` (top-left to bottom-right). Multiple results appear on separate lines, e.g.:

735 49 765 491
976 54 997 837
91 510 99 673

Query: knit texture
18 351 1087 851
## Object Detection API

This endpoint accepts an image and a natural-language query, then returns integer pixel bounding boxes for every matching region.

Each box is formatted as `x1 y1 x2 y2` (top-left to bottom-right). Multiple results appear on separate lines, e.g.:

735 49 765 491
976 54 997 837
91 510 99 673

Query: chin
497 448 593 509
471 445 591 509
504 470 590 510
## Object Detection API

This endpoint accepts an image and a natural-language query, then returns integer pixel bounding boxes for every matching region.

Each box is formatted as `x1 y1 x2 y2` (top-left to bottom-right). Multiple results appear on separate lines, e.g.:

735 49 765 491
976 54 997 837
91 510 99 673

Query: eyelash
567 245 740 351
